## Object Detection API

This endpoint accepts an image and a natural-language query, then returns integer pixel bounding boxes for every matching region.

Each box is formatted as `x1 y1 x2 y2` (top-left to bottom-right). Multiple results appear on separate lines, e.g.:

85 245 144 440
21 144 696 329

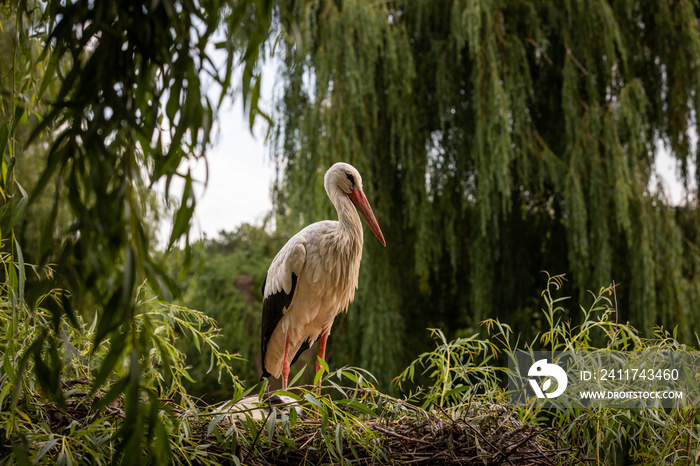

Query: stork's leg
315 332 329 395
281 335 290 390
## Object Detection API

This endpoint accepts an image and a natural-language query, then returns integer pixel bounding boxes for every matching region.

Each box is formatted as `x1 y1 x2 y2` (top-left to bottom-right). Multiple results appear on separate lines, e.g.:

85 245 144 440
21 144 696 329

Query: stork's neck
330 189 364 245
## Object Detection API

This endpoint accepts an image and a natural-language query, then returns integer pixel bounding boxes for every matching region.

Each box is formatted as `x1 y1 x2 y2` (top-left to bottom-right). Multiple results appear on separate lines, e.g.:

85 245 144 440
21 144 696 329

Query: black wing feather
290 339 312 366
260 272 298 379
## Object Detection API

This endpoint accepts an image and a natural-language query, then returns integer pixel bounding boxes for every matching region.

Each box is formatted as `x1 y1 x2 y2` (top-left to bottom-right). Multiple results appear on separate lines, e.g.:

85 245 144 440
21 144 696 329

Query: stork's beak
348 188 386 246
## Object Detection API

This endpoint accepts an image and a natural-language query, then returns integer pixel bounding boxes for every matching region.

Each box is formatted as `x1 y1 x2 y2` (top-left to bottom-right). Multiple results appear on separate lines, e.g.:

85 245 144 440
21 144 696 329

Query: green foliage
270 0 700 386
1 0 278 461
0 273 242 464
515 274 700 464
167 225 283 398
397 328 504 411
2 259 697 464
397 273 700 464
0 3 70 263
3 1 700 463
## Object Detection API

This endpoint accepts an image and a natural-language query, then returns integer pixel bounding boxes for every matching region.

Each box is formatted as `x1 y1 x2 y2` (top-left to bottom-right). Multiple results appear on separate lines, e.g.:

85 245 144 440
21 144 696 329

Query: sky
156 60 278 245
655 143 696 204
187 99 274 239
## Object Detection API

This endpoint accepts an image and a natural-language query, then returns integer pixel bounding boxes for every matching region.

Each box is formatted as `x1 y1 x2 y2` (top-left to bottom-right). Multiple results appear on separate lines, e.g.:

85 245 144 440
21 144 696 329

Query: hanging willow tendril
271 0 700 385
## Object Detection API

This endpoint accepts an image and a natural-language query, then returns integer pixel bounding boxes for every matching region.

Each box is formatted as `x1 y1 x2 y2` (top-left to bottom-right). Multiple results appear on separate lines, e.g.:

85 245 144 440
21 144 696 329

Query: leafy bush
398 273 700 464
0 262 241 464
3 270 697 464
162 225 282 399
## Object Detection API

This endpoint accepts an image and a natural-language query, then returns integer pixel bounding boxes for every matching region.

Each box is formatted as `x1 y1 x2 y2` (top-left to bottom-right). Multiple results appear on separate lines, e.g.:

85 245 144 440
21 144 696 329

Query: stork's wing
261 237 306 378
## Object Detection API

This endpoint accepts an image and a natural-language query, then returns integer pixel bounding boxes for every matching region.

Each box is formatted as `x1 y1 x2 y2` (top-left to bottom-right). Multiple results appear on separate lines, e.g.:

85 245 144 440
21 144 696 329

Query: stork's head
325 162 386 246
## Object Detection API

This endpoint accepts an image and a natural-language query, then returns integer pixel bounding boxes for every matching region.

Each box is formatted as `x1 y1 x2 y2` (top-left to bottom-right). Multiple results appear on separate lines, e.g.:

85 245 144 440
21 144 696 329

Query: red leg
281 335 290 390
315 332 328 395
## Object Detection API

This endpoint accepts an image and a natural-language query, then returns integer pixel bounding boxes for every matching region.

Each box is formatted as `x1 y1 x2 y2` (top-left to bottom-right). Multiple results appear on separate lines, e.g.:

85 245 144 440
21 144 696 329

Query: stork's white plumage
261 162 385 389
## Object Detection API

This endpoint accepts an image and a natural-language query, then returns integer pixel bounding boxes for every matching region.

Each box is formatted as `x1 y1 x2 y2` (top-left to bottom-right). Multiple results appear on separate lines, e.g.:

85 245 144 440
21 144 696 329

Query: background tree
168 225 281 399
270 0 700 385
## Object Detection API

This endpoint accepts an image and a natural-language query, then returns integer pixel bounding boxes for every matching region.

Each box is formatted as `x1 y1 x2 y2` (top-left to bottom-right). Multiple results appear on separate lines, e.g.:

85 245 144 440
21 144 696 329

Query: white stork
261 162 385 389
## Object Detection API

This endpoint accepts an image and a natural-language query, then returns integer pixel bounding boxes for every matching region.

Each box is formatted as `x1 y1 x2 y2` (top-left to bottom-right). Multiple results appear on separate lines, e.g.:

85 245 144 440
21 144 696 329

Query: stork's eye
346 173 355 186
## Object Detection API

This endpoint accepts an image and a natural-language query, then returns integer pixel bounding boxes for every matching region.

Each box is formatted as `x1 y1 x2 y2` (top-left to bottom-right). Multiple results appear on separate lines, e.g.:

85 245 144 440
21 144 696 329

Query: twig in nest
370 423 433 445
489 429 544 465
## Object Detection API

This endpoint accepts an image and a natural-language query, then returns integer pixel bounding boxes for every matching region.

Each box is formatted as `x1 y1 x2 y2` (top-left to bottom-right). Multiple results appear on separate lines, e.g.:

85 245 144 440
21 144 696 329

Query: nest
28 380 576 465
212 396 575 465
